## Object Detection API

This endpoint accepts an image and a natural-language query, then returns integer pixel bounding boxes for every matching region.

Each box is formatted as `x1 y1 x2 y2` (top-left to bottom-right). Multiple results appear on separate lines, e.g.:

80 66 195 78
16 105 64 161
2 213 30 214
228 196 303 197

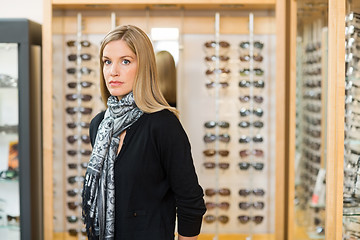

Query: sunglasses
238 121 264 128
204 121 230 129
238 162 264 171
239 149 264 158
67 162 89 169
67 81 94 89
206 201 230 210
305 104 321 113
0 169 18 180
305 127 321 138
67 189 82 197
67 149 92 156
0 124 17 133
304 79 321 88
204 55 230 69
7 215 20 223
205 188 231 197
238 188 265 197
66 107 93 115
305 42 321 53
239 108 264 117
239 54 264 62
346 25 360 36
205 81 229 89
303 91 321 100
65 94 92 102
67 176 85 184
204 41 230 48
67 201 81 210
238 80 265 88
238 201 265 210
68 228 87 237
205 68 231 82
239 68 264 76
66 67 93 75
238 215 264 224
239 41 264 50
345 53 360 64
203 162 230 170
66 40 91 47
203 149 229 157
239 95 264 103
67 135 91 144
239 135 263 143
67 122 90 129
304 115 321 125
203 133 230 143
67 216 79 223
204 215 229 224
68 53 92 61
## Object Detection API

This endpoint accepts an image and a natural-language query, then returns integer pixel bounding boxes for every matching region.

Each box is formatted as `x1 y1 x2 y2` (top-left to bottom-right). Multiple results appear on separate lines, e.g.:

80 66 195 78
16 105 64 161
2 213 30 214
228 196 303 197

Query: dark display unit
0 19 43 240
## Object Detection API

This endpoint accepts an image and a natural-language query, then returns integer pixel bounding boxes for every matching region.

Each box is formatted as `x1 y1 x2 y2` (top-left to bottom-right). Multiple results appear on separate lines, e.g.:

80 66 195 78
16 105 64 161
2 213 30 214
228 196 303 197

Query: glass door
293 0 328 238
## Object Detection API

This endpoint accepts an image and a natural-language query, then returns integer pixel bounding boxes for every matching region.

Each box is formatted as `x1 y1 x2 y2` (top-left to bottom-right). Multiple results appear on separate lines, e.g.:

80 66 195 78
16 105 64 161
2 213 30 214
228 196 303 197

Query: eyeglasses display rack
0 19 42 240
43 1 290 239
196 11 276 238
52 13 104 238
288 0 350 239
343 1 360 238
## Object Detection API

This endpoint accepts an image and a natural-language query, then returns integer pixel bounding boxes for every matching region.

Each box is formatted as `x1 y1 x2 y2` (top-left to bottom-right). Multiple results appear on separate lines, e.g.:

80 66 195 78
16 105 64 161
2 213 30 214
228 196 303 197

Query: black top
89 109 206 240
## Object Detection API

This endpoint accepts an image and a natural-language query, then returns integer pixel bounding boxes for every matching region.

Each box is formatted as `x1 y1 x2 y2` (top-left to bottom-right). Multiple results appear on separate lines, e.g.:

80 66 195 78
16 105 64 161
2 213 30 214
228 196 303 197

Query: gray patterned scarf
82 92 143 239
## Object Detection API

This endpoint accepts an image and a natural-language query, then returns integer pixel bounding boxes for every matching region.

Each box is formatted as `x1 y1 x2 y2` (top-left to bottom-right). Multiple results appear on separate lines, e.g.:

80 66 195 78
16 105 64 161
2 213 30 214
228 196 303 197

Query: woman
82 25 206 240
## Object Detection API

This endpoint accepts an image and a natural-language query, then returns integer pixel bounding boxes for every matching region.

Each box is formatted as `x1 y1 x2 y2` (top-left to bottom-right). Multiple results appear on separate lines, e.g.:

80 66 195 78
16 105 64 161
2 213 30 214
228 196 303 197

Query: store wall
0 0 43 24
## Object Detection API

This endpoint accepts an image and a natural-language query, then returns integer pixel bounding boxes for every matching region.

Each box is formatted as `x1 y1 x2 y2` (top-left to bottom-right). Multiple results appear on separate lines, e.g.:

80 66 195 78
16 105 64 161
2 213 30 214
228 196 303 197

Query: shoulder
146 109 188 141
89 111 105 146
147 109 181 129
90 111 105 129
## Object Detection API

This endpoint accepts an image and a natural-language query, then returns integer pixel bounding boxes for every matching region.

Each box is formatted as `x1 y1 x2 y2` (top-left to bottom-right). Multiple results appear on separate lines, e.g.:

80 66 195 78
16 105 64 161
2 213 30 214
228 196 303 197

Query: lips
109 80 123 86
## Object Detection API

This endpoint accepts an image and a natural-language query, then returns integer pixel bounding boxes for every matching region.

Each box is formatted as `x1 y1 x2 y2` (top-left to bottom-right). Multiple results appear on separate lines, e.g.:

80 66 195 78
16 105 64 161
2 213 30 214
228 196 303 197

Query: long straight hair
156 50 177 106
99 25 179 117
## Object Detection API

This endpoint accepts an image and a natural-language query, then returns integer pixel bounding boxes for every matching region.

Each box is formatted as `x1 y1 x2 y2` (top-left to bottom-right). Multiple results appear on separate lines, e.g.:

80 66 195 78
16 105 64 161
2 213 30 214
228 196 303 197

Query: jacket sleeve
153 110 207 237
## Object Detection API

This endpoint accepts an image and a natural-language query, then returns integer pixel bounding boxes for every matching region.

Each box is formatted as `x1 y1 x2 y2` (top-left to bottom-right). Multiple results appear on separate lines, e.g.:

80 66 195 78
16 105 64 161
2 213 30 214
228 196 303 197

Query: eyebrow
102 55 135 59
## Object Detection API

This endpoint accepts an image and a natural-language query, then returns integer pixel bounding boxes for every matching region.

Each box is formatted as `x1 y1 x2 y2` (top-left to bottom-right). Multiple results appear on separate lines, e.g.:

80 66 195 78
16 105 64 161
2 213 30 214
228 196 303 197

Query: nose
110 63 119 76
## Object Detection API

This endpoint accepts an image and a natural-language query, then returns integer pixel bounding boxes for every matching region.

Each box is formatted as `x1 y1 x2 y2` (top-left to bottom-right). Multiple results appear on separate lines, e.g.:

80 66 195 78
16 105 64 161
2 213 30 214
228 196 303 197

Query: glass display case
0 19 42 240
290 0 346 239
343 1 360 239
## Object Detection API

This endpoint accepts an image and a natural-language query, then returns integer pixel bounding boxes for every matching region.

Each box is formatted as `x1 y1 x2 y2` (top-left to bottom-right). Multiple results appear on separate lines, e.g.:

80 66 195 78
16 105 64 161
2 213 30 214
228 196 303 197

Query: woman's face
102 39 138 100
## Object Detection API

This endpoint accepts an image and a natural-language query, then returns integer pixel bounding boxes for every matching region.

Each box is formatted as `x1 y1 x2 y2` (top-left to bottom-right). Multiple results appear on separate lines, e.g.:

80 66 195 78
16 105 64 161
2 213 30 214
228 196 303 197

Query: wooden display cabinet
42 1 289 239
286 0 360 239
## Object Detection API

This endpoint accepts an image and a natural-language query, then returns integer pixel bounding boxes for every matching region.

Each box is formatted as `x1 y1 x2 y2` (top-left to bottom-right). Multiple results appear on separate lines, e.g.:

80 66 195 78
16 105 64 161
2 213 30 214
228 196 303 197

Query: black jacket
89 109 206 240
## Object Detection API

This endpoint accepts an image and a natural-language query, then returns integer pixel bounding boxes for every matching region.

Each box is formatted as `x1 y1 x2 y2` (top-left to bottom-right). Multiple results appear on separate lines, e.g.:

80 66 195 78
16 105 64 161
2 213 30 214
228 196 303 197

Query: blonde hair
99 25 179 117
156 51 177 106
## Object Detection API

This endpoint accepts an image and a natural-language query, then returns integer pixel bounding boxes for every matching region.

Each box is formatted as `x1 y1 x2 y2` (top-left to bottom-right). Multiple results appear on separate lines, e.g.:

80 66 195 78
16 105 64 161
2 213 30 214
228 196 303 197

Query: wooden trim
52 0 276 5
52 15 276 35
287 0 297 239
275 0 286 239
54 232 275 240
325 0 345 239
42 0 54 239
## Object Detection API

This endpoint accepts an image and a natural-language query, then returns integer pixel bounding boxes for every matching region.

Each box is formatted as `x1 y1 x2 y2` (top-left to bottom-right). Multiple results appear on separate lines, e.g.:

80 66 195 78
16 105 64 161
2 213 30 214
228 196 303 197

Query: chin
110 90 131 99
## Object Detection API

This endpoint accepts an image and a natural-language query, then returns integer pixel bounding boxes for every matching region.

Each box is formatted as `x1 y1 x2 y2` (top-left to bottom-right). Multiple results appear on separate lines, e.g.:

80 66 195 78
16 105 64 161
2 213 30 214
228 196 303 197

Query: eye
103 59 111 65
122 59 130 65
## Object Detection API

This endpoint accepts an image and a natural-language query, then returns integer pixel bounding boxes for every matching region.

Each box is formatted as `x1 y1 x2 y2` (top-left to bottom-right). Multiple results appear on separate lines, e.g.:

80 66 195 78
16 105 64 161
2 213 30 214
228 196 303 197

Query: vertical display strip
247 12 255 240
213 12 220 240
